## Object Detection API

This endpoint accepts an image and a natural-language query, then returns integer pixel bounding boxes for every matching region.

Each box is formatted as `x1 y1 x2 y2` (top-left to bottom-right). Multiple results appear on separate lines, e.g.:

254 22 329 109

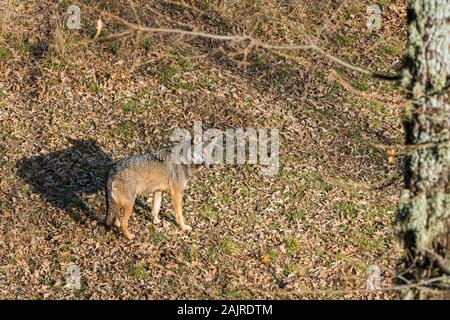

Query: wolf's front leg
152 191 162 224
169 186 191 231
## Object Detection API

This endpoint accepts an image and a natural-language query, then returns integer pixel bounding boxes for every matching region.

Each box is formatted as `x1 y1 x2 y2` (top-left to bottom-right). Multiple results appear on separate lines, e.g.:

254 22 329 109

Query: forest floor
0 0 407 299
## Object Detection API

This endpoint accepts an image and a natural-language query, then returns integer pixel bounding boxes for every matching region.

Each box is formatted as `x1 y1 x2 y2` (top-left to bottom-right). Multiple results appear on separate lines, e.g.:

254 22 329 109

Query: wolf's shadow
16 138 114 222
16 138 162 224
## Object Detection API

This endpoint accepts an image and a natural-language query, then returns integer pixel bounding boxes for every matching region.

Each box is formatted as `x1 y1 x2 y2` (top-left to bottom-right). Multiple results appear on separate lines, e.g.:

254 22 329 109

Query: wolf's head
170 137 219 171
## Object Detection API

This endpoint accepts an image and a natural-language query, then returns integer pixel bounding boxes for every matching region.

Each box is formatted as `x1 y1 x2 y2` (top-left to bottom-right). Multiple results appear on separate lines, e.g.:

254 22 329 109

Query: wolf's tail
104 171 117 228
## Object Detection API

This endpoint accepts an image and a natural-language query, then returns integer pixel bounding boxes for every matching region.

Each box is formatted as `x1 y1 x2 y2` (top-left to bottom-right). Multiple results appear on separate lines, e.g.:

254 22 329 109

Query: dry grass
0 0 407 299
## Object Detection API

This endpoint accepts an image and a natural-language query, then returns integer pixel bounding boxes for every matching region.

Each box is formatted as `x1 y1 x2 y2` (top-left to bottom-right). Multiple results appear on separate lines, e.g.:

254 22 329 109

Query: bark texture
397 0 450 299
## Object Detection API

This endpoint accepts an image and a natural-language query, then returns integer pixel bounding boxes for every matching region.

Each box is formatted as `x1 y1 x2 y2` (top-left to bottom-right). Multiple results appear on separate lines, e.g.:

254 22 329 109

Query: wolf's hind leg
121 200 135 240
152 191 162 224
105 197 121 229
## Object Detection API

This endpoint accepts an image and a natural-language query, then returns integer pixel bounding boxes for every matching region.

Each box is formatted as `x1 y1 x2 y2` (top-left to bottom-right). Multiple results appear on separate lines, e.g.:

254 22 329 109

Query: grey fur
104 148 202 230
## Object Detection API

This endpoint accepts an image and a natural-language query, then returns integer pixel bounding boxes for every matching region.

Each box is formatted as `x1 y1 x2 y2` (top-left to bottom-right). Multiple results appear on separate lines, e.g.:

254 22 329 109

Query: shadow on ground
15 138 172 226
16 138 114 222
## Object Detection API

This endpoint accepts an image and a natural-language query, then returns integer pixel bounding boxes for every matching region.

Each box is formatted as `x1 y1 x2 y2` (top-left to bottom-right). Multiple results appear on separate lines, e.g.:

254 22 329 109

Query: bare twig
97 9 250 42
305 43 401 80
90 6 401 81
425 250 450 275
101 30 133 40
94 18 103 40
370 140 450 156
127 0 143 45
329 69 404 106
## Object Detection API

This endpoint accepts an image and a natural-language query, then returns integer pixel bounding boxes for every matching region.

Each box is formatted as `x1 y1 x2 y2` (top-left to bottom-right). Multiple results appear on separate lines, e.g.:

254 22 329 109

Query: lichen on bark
396 0 450 298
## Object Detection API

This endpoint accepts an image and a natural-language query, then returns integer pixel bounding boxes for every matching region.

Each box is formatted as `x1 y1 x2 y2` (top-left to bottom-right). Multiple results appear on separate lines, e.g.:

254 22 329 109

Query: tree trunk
397 0 450 299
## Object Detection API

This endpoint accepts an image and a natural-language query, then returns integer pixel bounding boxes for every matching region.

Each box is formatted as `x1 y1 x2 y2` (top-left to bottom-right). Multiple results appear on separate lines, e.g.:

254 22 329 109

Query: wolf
104 145 208 240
